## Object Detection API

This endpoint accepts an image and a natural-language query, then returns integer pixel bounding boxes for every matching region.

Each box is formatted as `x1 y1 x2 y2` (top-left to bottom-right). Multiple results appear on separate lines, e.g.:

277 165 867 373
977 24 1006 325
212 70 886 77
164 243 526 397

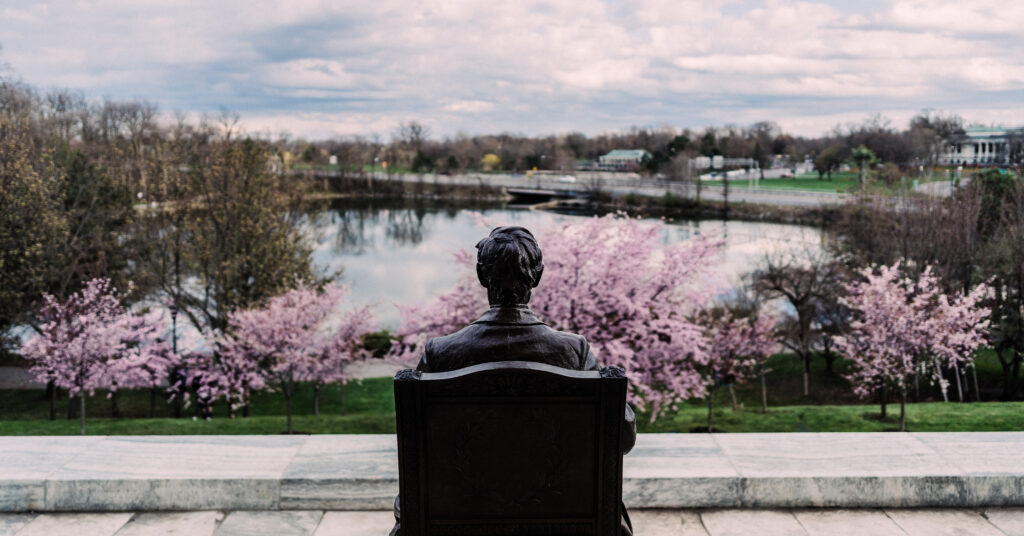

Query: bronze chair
393 360 628 536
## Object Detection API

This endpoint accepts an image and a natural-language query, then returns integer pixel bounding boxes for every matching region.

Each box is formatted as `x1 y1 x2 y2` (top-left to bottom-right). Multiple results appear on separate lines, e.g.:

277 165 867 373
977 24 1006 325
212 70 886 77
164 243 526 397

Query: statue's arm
583 340 637 455
622 403 637 455
415 339 434 372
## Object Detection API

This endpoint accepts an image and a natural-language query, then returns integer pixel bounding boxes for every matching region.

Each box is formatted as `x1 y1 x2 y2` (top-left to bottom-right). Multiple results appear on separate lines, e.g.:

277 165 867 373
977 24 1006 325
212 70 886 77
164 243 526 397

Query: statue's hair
476 226 543 306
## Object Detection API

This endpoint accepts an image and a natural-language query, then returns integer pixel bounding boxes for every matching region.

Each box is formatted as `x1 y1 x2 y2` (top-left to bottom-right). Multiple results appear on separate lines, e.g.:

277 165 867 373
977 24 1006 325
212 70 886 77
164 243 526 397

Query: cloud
1 0 1022 138
443 100 494 113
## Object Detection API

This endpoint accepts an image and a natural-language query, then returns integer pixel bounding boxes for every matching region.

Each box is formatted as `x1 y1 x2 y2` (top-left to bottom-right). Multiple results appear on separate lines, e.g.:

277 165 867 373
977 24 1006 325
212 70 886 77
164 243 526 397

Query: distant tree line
299 113 1024 183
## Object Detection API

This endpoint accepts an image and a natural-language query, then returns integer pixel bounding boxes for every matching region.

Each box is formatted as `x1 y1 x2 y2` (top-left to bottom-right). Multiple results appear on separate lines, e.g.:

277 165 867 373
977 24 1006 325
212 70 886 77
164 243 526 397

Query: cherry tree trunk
110 391 119 419
760 372 768 413
313 385 320 416
48 381 56 421
972 366 981 402
286 393 293 435
706 388 715 432
899 388 907 432
880 384 888 419
79 395 86 436
953 363 964 402
149 387 157 418
728 384 738 410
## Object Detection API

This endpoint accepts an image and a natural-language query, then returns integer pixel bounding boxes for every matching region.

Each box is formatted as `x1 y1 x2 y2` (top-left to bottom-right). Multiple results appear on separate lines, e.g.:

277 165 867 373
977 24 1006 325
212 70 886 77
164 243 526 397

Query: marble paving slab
0 513 36 534
792 509 907 536
914 432 1024 474
714 433 946 477
700 509 807 536
113 511 223 536
984 507 1024 536
886 509 1007 536
14 512 133 536
313 511 394 536
630 510 709 536
214 510 323 536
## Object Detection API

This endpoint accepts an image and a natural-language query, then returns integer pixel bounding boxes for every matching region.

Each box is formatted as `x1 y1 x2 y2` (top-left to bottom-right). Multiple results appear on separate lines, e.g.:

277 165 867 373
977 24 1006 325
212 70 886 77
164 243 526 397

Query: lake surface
305 200 826 328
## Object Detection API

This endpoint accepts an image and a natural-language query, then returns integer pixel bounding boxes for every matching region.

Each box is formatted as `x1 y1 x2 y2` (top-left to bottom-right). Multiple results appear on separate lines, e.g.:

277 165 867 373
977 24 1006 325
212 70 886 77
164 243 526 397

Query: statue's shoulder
425 323 483 354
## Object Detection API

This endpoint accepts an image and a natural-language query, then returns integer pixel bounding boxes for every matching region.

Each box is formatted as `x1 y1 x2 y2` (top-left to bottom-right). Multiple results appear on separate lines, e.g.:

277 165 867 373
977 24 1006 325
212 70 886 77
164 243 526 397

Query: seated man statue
392 225 636 536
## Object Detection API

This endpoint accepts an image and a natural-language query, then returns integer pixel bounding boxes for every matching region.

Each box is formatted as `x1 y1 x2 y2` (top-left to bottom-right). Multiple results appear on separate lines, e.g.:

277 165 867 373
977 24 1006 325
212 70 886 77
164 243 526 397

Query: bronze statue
392 226 636 536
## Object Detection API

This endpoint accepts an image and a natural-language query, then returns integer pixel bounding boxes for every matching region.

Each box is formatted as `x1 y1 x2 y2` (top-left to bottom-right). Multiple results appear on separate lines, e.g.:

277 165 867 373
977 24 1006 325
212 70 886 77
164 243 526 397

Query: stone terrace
3 433 1024 534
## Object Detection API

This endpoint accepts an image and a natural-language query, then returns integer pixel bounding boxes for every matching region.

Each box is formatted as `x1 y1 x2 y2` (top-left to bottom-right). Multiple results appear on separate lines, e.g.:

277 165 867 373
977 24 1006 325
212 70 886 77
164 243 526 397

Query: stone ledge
2 433 1023 511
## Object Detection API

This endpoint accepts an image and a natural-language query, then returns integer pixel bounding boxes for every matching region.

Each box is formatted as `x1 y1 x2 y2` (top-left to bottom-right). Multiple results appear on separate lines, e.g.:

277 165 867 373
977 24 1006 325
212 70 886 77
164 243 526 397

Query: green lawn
704 172 862 193
0 377 396 436
701 171 948 195
2 352 1023 435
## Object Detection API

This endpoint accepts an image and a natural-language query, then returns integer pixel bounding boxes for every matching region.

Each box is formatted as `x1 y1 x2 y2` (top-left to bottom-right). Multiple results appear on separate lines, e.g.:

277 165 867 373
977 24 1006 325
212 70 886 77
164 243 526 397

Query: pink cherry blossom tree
391 214 725 420
105 310 177 418
221 284 373 433
699 311 776 431
21 278 176 434
837 262 990 431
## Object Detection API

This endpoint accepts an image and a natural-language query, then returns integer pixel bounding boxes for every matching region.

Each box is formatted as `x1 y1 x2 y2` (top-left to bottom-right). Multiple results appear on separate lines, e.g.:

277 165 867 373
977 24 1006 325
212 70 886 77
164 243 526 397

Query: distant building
940 126 1024 166
598 149 652 170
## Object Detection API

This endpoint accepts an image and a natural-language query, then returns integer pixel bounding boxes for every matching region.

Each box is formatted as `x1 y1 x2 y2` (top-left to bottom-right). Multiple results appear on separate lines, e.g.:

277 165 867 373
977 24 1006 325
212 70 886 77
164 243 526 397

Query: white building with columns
940 126 1023 166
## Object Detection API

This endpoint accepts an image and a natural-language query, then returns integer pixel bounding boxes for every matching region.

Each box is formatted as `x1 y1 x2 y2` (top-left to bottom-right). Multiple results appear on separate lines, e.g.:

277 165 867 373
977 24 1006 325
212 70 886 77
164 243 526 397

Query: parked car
557 175 577 183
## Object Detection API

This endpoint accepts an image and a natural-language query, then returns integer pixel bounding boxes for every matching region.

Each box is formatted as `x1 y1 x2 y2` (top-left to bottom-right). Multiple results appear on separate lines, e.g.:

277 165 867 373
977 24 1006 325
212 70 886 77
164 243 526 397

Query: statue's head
475 226 544 306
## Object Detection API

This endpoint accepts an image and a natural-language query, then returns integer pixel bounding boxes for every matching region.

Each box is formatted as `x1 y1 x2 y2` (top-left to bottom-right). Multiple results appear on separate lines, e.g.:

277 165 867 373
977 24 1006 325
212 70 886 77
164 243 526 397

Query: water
306 200 826 328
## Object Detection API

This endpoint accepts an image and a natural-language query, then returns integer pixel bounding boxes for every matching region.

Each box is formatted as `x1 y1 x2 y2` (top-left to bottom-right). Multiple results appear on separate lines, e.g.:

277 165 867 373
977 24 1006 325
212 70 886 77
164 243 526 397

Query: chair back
394 360 627 536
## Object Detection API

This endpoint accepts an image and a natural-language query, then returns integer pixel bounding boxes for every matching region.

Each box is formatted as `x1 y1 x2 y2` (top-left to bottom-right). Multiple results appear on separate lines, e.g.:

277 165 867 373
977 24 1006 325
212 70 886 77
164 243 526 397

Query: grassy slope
1 351 1021 435
701 171 943 195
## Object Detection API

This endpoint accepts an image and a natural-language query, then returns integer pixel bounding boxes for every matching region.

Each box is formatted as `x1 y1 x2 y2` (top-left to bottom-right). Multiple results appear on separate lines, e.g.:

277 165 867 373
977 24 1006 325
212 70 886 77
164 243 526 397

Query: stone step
4 509 1024 536
2 433 1024 512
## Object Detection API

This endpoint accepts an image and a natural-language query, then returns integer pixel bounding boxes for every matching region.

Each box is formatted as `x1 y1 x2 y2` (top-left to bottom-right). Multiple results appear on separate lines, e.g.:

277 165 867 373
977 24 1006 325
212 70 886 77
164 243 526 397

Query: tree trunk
243 388 251 417
48 381 56 421
80 395 86 436
339 383 345 413
150 387 157 418
313 385 320 416
286 392 293 435
802 353 810 397
823 352 836 374
760 372 768 413
953 363 964 402
997 349 1015 400
728 384 739 410
68 393 75 420
914 368 920 403
972 365 982 402
706 389 714 433
111 391 119 418
722 174 729 219
899 388 907 432
880 384 888 419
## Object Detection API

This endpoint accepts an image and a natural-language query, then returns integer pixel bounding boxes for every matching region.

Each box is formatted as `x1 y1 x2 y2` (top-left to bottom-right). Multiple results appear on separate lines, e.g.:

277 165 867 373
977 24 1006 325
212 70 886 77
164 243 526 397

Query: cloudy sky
2 0 1022 139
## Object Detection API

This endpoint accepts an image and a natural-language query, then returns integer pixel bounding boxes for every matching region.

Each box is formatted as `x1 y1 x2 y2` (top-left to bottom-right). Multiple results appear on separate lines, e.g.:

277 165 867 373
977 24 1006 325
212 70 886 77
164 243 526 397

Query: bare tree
753 250 843 396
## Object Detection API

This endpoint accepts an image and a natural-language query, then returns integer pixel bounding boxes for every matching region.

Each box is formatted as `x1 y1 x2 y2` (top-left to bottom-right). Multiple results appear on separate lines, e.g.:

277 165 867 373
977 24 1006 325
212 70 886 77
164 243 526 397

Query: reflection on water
307 200 826 328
